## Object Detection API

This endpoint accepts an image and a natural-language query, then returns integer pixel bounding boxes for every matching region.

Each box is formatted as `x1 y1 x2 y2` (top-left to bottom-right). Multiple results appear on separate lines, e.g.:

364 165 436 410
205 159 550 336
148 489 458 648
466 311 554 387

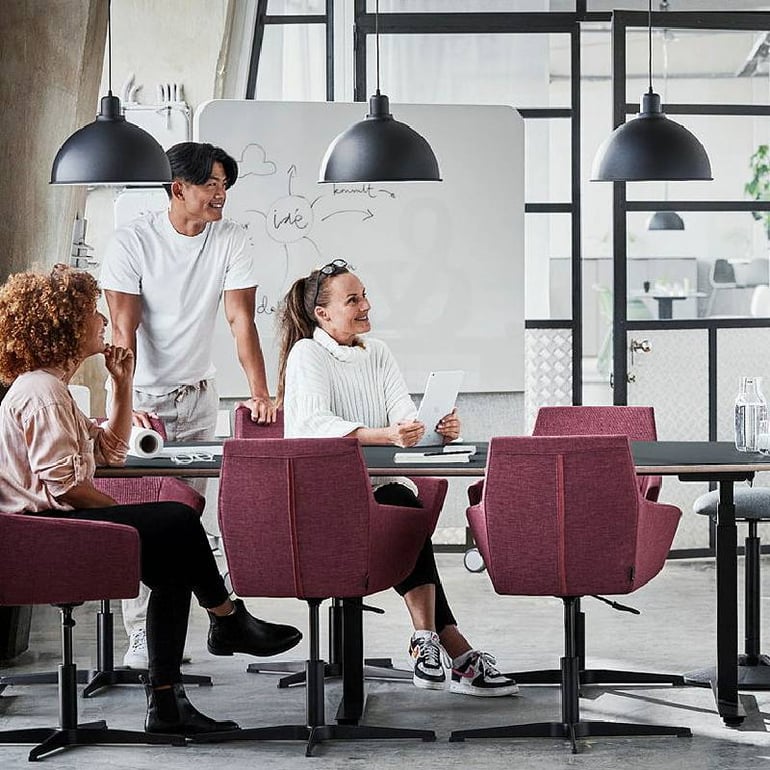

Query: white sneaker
123 627 148 669
450 650 519 697
123 626 193 667
409 632 447 690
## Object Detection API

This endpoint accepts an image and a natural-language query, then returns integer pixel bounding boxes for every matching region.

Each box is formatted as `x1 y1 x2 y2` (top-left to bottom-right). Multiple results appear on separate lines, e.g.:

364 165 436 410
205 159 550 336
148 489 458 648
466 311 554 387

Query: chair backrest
233 405 284 438
532 405 661 501
219 437 375 599
479 435 642 597
711 258 736 286
0 512 139 606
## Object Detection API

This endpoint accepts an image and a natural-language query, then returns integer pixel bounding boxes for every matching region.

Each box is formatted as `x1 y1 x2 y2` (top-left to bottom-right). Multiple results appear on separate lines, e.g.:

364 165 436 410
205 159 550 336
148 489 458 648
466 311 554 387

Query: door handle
629 338 652 368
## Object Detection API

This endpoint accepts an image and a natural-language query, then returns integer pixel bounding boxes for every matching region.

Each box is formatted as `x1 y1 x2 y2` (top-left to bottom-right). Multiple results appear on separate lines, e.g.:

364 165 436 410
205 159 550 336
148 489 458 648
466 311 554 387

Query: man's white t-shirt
100 209 257 395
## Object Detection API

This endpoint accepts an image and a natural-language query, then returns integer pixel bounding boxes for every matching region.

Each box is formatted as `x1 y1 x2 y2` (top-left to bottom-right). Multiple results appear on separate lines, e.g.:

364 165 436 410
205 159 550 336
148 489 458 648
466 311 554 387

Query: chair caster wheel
463 547 486 573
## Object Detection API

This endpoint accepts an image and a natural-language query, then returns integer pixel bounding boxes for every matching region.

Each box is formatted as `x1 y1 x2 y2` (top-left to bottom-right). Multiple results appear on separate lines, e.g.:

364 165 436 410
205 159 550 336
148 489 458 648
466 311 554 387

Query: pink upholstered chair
509 405 682 688
0 512 184 761
0 417 211 697
195 437 438 756
233 405 448 688
233 404 284 439
450 435 689 753
533 406 662 502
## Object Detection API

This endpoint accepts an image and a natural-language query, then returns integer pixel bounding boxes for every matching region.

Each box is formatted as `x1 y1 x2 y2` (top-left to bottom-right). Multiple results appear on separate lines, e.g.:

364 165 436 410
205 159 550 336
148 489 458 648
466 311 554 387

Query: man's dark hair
163 142 238 198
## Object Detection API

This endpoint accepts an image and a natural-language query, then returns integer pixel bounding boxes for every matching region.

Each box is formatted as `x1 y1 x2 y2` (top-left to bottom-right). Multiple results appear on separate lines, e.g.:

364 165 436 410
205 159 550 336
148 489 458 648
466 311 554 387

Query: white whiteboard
189 100 524 397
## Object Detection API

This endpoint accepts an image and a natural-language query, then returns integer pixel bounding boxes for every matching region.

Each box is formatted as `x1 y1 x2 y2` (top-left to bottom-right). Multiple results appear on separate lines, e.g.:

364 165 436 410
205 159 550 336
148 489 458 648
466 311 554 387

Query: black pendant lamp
591 0 712 182
51 0 171 186
647 210 685 230
319 0 440 183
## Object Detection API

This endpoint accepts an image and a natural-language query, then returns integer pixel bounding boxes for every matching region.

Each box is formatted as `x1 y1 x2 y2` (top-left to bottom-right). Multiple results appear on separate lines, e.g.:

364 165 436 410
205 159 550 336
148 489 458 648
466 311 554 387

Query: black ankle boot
145 682 240 736
208 598 302 657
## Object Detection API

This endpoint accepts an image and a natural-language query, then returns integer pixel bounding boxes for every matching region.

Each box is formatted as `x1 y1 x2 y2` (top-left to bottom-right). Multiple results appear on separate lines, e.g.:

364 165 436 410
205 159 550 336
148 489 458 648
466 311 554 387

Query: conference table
96 439 770 727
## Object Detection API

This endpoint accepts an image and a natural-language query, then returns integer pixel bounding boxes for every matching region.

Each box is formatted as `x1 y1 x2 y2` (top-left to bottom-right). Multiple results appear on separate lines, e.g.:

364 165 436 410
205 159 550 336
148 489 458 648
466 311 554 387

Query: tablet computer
414 370 464 447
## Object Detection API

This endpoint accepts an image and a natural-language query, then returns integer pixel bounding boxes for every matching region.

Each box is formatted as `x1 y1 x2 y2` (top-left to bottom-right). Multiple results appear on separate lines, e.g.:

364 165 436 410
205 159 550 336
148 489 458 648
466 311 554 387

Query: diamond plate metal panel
627 328 710 550
627 329 709 440
525 327 572 432
716 328 770 442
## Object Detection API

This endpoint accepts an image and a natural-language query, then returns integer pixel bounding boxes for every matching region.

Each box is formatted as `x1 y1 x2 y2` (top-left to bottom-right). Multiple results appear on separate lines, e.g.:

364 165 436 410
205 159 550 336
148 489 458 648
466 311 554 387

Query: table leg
716 479 744 725
657 298 673 319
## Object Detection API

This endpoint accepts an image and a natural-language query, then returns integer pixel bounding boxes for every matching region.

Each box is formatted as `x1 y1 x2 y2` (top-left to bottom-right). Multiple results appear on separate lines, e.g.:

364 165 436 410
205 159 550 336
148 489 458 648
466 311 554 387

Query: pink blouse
0 370 128 514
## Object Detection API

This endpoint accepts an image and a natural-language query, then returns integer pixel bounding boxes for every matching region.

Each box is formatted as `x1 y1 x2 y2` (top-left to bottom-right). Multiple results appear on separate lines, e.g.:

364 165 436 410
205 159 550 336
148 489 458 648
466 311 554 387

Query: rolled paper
127 426 164 458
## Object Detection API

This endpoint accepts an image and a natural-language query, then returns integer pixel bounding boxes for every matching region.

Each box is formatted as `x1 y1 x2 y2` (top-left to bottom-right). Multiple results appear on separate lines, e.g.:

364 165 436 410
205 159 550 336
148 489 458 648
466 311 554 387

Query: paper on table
156 444 224 458
394 452 471 464
127 426 164 459
442 445 477 456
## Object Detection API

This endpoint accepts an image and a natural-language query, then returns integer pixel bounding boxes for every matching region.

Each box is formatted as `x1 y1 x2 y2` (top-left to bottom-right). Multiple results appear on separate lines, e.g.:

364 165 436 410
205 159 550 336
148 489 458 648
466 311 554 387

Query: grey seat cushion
694 486 770 520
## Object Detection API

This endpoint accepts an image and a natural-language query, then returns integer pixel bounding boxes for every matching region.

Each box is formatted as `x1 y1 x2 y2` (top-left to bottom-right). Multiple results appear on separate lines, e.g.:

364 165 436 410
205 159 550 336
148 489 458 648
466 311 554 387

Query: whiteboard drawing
236 142 397 315
195 100 525 397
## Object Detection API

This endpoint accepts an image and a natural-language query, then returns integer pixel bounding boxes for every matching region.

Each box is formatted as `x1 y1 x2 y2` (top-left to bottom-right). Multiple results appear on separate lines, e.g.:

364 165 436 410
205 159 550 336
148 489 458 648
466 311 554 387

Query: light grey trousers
121 380 219 641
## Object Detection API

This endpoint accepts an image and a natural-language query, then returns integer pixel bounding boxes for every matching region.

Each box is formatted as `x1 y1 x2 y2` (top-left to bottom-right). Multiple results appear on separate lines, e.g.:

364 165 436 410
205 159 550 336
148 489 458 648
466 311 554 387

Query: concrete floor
3 553 770 768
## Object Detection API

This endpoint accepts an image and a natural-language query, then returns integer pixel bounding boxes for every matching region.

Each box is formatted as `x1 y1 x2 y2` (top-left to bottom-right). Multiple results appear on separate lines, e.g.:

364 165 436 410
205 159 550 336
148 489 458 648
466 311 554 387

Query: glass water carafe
734 376 768 452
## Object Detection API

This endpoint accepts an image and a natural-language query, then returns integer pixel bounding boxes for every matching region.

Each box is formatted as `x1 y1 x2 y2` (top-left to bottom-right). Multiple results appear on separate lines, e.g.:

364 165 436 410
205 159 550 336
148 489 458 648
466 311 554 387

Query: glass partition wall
251 2 770 555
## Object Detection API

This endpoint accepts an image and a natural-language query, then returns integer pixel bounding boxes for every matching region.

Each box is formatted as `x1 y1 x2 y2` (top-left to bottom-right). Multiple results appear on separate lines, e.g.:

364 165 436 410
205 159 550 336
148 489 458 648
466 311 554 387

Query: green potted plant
745 144 770 238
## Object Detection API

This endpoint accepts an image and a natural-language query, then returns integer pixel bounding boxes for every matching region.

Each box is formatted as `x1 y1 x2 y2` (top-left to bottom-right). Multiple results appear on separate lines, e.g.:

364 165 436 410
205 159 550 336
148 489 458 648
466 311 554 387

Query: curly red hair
0 267 100 384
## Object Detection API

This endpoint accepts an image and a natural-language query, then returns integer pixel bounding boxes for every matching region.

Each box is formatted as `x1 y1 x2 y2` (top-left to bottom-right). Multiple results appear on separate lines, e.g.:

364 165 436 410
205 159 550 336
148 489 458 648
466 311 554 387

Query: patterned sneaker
409 632 447 690
450 651 519 697
123 627 149 669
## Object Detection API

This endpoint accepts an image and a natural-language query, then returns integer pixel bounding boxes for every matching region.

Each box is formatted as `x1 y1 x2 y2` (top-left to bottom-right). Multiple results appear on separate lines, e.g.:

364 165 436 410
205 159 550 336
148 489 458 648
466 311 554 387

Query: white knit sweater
284 327 417 438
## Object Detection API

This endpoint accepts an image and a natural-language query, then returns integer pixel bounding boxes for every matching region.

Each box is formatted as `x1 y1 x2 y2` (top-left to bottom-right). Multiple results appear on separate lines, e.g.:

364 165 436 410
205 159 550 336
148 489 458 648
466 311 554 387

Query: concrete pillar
1 1 107 410
1 0 107 282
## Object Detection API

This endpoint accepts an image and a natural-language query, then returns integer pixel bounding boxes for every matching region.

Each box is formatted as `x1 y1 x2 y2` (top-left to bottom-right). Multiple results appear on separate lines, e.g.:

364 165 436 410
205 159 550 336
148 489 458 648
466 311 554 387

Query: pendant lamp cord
107 0 113 96
375 0 380 95
647 0 653 95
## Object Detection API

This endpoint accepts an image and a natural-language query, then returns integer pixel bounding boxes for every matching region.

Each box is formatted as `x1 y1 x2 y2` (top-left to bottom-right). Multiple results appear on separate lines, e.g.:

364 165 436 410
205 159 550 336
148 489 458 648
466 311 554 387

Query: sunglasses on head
312 259 354 308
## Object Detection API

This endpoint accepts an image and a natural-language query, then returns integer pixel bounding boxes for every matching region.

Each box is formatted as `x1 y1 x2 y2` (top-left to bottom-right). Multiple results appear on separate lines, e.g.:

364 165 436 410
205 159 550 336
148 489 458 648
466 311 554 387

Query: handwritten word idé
273 208 309 230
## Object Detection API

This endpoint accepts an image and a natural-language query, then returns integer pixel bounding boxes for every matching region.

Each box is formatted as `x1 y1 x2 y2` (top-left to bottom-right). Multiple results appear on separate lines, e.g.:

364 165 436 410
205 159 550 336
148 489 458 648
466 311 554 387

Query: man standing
100 142 280 668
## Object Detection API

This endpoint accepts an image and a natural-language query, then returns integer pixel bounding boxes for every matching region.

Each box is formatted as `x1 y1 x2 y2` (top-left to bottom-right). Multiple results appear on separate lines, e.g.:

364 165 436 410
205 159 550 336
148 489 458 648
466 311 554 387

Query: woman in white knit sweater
277 259 517 698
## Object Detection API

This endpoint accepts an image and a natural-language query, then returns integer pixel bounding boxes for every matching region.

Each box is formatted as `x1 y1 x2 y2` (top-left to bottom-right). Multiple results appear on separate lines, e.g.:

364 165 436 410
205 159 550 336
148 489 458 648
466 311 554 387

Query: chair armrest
641 475 662 502
156 477 205 515
466 503 492 574
0 512 140 605
94 477 204 515
633 498 681 589
410 477 448 531
467 479 484 506
368 501 436 594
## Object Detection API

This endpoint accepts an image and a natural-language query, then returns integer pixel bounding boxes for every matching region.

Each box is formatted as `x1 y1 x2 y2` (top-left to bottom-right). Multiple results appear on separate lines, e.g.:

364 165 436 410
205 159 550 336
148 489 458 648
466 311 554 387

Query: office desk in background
633 291 708 319
97 440 770 727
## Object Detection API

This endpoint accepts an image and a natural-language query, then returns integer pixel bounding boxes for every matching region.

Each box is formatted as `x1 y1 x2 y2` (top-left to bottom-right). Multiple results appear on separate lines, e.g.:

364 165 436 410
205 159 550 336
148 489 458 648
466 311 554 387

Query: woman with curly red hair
0 266 301 736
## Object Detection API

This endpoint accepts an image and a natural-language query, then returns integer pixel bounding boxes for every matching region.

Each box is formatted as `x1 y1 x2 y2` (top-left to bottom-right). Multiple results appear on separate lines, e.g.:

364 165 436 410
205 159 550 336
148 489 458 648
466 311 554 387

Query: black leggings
35 502 229 687
373 483 457 633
